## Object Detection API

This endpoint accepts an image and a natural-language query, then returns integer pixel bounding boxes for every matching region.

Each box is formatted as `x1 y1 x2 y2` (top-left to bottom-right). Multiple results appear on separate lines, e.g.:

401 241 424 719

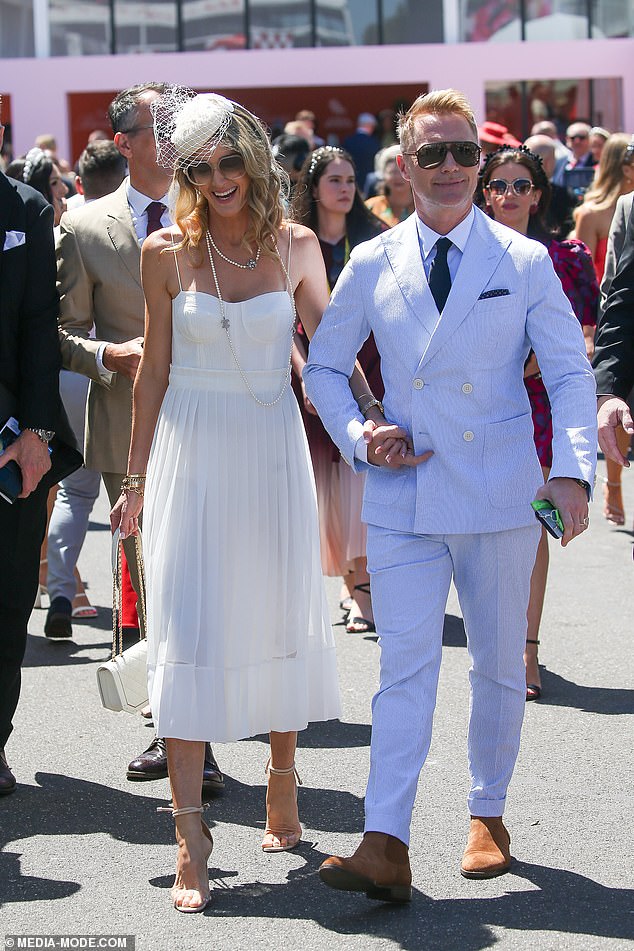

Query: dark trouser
0 479 49 749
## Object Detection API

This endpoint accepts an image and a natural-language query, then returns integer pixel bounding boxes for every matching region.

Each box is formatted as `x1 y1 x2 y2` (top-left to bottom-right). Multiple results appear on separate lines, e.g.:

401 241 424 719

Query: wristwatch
573 478 591 500
25 427 55 444
359 397 384 418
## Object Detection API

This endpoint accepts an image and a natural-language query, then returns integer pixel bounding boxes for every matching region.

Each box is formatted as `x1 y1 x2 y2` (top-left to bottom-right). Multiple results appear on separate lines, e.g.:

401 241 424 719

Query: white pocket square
3 231 26 251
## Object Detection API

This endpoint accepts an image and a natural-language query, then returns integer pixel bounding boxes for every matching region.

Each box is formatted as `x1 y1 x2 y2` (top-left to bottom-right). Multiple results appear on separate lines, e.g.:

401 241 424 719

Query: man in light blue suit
303 89 597 902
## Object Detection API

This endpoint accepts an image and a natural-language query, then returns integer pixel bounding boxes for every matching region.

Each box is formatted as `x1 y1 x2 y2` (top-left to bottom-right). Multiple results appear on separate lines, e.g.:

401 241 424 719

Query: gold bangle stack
121 473 146 498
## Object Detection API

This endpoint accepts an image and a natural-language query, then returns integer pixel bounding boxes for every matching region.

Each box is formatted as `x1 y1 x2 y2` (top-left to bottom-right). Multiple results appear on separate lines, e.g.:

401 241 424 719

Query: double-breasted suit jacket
304 207 597 535
56 179 145 473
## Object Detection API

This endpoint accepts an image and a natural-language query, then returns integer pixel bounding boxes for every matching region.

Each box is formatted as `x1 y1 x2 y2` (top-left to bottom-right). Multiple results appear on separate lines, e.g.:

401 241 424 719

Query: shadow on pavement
538 668 634 715
147 854 633 950
248 719 371 750
3 775 631 949
22 618 140 668
0 770 364 907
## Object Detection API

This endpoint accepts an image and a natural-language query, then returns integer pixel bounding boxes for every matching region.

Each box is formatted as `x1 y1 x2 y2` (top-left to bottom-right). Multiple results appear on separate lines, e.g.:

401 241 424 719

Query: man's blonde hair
398 89 478 150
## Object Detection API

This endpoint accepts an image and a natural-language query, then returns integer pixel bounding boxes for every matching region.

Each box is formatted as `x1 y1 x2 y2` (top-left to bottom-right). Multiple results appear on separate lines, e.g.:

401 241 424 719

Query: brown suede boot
460 816 512 879
319 832 412 902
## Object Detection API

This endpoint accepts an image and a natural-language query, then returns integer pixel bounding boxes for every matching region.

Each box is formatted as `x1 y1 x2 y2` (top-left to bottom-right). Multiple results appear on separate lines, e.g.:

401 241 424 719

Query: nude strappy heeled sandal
262 760 303 853
158 804 213 912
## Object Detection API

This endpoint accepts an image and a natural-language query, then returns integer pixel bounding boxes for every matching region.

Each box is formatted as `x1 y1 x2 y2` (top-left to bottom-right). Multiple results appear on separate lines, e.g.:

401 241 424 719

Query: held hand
534 478 588 548
103 337 144 381
597 396 634 466
110 490 143 539
363 420 433 469
0 430 51 497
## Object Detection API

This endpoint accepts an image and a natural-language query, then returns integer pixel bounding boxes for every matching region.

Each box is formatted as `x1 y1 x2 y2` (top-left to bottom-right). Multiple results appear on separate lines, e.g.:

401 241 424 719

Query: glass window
591 0 634 37
382 0 443 43
316 0 364 45
49 0 111 56
525 0 589 40
0 0 34 57
459 0 520 41
249 0 312 48
485 78 623 143
114 0 177 53
181 0 246 51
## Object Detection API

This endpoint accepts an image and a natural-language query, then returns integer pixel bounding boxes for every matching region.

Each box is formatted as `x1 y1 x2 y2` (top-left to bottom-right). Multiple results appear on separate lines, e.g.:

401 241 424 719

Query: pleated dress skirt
143 290 341 742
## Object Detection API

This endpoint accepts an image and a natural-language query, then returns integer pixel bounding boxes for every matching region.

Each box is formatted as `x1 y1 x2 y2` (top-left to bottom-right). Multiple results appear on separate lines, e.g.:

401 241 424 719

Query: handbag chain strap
112 532 147 659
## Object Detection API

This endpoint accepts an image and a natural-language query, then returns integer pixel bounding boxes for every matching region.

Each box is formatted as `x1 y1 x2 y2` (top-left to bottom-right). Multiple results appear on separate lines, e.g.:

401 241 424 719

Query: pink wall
3 37 633 160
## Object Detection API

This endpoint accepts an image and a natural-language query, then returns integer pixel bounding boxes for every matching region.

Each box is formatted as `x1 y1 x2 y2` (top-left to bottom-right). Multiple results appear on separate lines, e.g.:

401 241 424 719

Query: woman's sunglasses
402 141 481 170
183 153 246 185
485 178 534 197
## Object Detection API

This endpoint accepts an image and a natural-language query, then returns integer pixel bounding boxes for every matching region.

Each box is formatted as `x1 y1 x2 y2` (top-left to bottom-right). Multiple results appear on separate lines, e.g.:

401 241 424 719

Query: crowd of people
0 84 632 914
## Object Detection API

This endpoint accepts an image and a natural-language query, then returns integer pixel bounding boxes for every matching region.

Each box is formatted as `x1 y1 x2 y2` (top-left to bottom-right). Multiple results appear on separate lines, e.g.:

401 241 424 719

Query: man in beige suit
57 82 224 793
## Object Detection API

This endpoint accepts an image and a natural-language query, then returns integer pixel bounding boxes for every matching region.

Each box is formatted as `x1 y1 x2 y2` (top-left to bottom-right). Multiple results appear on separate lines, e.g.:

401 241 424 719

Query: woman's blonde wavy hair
170 103 289 261
577 132 631 212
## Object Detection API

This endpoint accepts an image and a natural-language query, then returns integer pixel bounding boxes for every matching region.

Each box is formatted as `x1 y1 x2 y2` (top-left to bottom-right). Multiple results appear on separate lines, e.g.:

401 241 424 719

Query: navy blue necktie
429 237 452 313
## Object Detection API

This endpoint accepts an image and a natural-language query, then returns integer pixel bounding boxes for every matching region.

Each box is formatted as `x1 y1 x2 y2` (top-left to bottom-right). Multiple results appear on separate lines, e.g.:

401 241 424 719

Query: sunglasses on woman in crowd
485 178 534 197
183 152 246 185
402 141 481 170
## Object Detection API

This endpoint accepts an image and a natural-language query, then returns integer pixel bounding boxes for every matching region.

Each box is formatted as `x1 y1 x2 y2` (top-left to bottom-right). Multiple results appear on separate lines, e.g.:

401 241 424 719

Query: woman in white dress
110 91 347 913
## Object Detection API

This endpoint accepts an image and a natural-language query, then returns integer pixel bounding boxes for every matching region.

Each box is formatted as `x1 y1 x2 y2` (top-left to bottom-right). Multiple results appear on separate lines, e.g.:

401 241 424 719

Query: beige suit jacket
57 179 144 473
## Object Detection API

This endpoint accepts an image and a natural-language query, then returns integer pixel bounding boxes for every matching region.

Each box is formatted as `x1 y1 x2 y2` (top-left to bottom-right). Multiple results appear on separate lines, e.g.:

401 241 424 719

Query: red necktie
146 201 166 237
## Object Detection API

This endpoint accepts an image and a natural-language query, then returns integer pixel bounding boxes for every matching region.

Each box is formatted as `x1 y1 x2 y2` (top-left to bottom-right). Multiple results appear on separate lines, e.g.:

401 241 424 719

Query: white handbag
96 528 149 714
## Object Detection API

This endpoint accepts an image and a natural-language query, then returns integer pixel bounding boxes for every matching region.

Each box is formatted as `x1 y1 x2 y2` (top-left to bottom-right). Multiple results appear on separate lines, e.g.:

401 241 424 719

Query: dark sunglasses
183 153 246 185
485 178 534 197
569 133 589 141
402 140 481 170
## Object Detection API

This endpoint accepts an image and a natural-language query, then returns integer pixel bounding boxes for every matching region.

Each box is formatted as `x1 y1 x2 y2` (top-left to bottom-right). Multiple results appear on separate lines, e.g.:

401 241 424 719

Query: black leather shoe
44 596 72 639
126 736 167 780
202 743 224 795
0 748 17 796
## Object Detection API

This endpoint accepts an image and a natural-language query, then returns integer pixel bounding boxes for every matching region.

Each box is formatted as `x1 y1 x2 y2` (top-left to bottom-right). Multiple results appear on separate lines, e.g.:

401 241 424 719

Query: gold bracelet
121 475 145 497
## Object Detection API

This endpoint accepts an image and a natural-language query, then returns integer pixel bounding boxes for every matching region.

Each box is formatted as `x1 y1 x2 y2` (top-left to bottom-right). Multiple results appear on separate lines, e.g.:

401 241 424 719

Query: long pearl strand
204 230 296 408
207 228 261 270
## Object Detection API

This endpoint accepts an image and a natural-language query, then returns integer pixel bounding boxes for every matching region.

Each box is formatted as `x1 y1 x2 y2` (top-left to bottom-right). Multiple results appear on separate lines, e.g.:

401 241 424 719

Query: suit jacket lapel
418 207 511 368
105 181 142 289
0 173 19 316
383 214 437 334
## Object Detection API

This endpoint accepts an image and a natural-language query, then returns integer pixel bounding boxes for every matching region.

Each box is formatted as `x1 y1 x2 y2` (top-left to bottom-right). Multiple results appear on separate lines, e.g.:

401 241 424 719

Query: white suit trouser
364 524 540 846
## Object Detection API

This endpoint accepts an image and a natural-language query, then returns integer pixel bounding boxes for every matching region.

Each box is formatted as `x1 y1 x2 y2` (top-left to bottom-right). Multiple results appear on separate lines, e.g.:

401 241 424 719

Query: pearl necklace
206 229 261 270
204 230 296 408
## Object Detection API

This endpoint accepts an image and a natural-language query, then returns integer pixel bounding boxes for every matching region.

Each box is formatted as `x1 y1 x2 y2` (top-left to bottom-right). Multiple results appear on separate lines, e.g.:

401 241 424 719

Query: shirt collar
126 178 169 216
415 205 475 260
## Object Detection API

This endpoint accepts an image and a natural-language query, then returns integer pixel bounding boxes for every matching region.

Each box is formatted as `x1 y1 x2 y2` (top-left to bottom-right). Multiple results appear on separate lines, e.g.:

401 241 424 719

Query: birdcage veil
151 87 236 171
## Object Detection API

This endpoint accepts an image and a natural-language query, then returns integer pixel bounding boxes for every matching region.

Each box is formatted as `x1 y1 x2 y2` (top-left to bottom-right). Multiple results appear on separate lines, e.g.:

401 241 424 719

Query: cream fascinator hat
151 86 236 171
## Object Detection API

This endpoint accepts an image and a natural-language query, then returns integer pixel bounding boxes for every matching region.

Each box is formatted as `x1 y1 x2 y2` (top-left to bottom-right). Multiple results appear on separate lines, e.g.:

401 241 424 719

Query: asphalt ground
1 463 633 951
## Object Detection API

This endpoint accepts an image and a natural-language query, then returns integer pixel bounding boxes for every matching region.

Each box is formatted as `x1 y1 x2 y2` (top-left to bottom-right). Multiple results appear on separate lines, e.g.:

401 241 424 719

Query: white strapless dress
143 289 341 742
